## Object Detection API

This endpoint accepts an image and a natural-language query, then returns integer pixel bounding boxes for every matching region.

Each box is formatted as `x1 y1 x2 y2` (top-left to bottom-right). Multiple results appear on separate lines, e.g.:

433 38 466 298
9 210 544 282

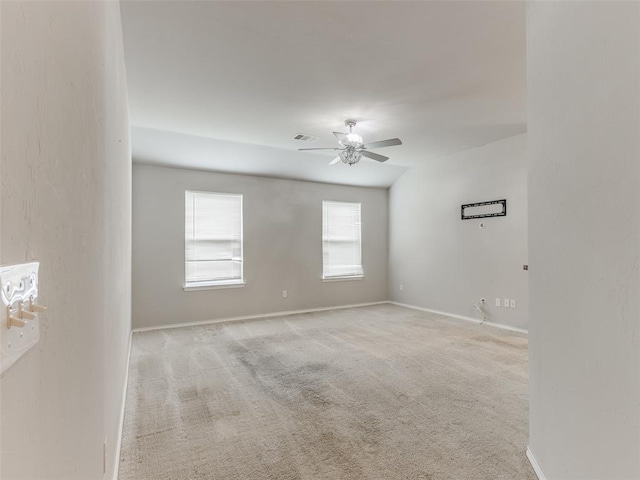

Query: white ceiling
121 1 525 188
132 126 408 188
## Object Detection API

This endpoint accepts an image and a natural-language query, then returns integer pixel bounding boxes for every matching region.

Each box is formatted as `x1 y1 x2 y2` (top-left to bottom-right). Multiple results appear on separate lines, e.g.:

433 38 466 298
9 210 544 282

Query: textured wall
389 134 528 330
0 2 131 479
132 164 388 329
528 2 640 478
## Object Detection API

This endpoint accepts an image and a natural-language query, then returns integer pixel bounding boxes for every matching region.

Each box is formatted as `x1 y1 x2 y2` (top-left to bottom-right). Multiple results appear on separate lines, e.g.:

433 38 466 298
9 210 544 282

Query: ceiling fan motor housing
342 119 363 147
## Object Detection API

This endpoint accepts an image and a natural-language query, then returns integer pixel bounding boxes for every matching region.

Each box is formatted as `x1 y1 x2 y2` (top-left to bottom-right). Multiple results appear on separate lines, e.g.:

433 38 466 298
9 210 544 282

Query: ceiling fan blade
360 150 389 163
333 132 348 142
298 147 340 151
363 138 402 149
329 156 341 165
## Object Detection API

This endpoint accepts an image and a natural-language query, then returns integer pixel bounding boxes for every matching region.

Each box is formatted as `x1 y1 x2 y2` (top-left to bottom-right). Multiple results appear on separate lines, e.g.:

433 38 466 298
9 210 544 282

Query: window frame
321 200 364 281
184 190 245 291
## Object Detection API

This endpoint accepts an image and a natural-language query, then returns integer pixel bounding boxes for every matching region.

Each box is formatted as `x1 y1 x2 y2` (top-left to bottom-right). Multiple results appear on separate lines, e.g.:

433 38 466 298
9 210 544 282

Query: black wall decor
461 199 507 220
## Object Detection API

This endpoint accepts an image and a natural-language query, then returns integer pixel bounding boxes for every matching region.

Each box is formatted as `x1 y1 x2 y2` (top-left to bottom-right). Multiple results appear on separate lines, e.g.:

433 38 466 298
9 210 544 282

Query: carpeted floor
118 304 535 480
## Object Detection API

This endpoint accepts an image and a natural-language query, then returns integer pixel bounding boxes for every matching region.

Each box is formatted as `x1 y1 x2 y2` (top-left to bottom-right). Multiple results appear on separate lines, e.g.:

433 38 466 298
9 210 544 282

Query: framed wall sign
461 199 507 220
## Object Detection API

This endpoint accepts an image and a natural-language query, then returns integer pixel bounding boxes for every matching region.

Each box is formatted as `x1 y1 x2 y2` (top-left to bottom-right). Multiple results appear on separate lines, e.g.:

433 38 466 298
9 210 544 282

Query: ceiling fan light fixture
339 146 362 165
345 133 363 145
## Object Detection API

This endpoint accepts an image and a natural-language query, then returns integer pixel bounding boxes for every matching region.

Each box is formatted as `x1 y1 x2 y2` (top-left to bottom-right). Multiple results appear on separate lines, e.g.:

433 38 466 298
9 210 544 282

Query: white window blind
322 201 363 279
185 191 243 287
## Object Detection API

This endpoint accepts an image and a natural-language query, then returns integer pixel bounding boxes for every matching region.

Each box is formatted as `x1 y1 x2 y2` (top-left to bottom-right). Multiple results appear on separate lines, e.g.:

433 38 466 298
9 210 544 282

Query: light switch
0 262 44 374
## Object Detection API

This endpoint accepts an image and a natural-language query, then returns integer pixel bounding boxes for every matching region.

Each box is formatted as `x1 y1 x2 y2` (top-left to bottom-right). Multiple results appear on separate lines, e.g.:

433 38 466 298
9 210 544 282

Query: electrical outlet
399 284 403 291
504 298 509 308
282 290 287 298
510 299 516 309
495 298 501 307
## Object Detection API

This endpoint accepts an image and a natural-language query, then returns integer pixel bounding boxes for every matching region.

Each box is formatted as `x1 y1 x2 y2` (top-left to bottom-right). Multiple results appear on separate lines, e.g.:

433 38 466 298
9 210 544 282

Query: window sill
322 276 364 283
183 281 246 291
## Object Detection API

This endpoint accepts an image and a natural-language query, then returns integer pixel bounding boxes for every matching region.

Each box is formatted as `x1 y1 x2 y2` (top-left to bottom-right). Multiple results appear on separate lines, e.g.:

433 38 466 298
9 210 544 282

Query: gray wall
528 2 640 479
0 2 131 479
389 134 528 330
132 164 388 329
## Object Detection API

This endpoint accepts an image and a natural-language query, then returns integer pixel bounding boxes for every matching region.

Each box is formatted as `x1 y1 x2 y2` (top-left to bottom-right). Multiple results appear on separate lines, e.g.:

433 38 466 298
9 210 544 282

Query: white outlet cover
510 299 517 309
495 298 501 307
0 262 41 374
504 298 509 308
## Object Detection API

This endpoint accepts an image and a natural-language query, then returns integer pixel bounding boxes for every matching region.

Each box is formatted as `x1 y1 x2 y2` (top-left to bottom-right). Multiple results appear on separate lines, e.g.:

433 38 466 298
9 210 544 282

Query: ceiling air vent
292 133 319 143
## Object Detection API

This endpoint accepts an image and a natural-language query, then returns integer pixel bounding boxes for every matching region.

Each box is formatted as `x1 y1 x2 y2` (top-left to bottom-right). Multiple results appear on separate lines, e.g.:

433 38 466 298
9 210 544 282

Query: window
185 191 243 289
322 201 363 279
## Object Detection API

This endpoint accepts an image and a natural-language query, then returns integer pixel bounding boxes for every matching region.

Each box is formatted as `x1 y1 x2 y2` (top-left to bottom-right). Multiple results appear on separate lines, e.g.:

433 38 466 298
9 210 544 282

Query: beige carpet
118 304 535 480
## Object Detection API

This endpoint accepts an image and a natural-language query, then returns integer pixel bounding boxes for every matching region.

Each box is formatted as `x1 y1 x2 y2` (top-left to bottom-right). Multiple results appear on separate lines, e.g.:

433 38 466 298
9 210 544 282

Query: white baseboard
389 301 528 335
132 301 388 333
526 447 547 480
132 301 528 335
112 330 132 480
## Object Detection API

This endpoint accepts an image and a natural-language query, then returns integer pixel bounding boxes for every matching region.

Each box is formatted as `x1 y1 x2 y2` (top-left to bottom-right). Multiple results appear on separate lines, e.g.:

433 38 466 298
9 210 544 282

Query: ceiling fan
298 119 402 166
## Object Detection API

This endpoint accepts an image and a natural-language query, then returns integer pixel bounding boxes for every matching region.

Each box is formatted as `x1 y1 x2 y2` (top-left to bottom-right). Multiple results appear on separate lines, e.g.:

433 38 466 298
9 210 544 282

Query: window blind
185 191 243 286
322 201 363 279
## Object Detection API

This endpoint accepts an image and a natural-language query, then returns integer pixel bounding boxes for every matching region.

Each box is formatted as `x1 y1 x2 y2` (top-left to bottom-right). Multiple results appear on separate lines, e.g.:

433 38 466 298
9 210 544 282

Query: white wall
527 2 640 479
0 2 131 479
132 164 388 329
388 134 528 330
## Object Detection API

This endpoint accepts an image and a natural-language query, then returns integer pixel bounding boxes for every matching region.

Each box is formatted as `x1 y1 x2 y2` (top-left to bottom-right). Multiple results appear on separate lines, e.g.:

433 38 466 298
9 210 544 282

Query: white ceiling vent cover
292 133 319 143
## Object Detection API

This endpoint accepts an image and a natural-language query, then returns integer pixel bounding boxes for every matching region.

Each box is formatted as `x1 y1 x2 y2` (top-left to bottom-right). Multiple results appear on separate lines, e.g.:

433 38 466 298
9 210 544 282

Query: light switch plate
0 262 41 374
